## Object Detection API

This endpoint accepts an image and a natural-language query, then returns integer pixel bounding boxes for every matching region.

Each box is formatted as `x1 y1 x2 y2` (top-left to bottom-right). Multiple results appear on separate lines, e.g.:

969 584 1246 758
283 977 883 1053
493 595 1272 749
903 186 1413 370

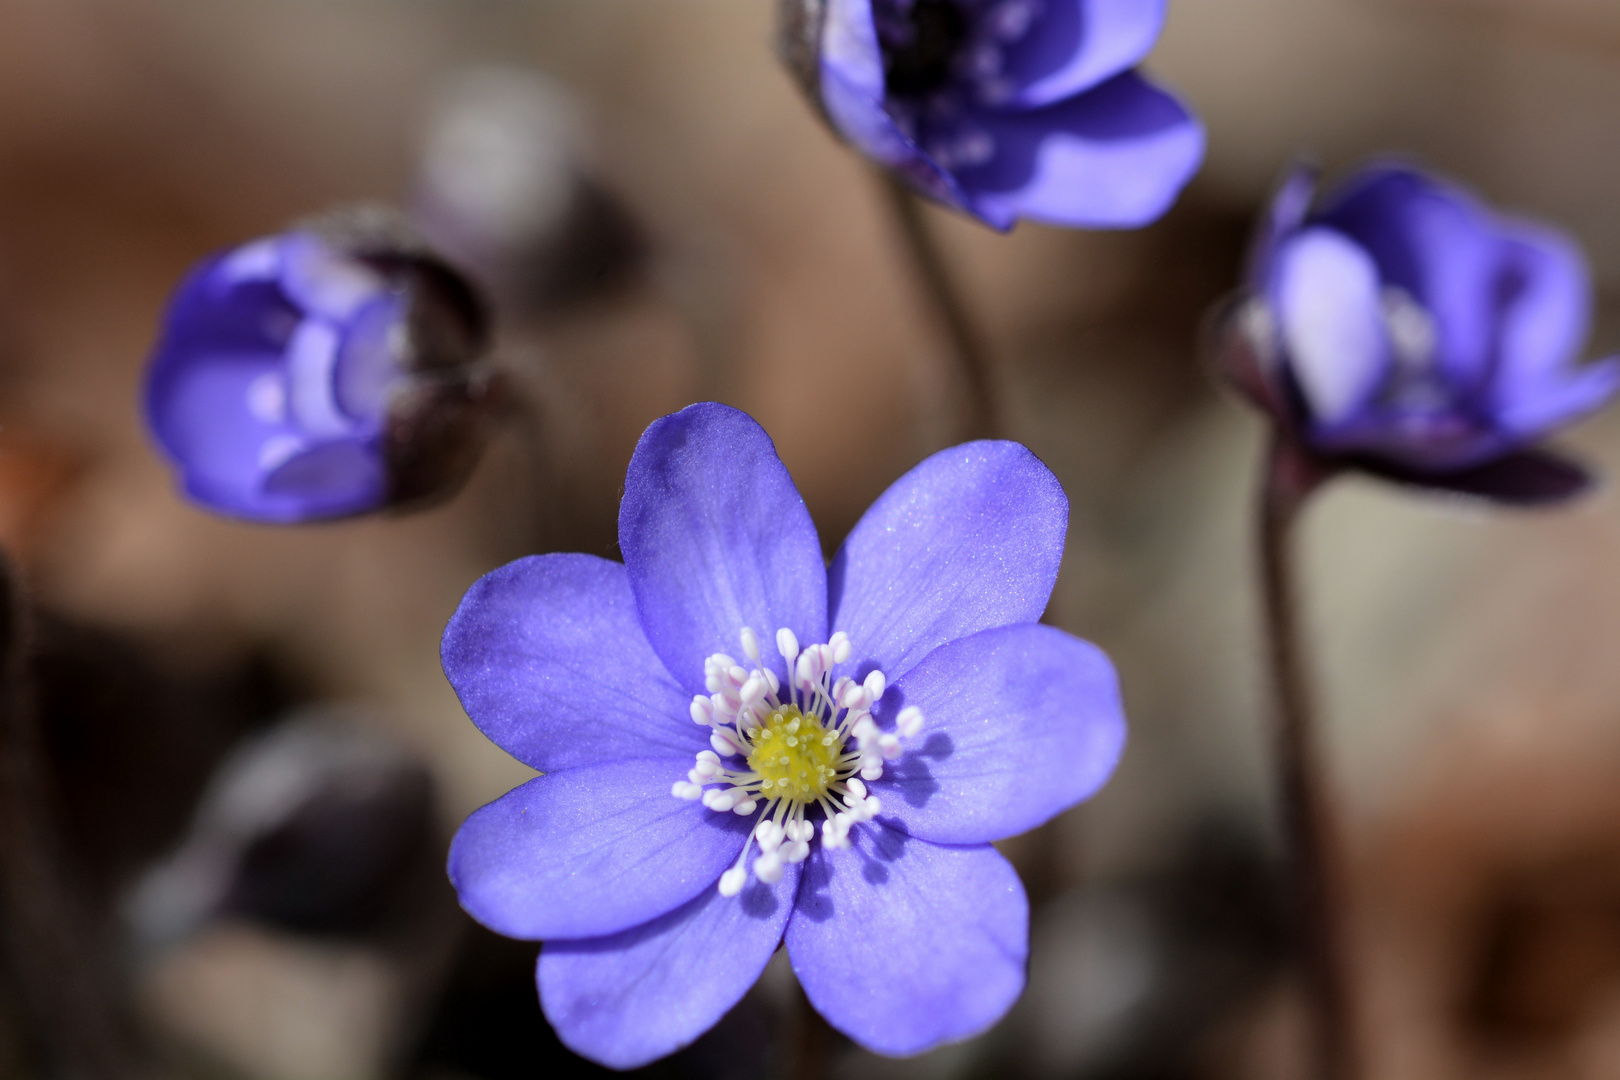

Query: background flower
1215 161 1620 505
442 402 1127 1067
780 0 1205 230
144 211 498 523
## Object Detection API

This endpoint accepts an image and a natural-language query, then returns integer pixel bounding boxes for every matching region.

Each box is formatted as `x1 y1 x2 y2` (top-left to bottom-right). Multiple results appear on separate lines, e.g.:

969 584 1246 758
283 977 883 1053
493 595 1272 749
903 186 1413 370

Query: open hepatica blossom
442 403 1126 1067
144 212 497 523
779 0 1204 230
1217 161 1620 504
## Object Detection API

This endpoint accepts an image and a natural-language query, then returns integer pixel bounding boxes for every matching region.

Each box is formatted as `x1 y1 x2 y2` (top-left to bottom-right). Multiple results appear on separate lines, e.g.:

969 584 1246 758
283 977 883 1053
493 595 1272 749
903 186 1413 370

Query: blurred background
5 1 1620 1078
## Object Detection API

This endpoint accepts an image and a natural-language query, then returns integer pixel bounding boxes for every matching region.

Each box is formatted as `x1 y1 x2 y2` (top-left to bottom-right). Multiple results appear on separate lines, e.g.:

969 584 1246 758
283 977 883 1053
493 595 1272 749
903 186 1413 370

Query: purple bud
143 208 499 523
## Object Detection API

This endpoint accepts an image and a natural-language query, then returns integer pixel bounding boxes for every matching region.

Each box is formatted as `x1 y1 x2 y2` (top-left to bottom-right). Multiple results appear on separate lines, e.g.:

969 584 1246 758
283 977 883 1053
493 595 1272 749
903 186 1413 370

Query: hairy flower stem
878 172 998 439
1258 437 1357 1080
0 555 143 1080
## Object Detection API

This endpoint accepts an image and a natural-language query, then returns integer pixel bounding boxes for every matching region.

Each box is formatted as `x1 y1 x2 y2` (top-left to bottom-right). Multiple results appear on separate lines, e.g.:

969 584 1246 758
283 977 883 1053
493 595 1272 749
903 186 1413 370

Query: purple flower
1217 162 1620 504
780 0 1204 229
145 216 496 523
442 403 1126 1067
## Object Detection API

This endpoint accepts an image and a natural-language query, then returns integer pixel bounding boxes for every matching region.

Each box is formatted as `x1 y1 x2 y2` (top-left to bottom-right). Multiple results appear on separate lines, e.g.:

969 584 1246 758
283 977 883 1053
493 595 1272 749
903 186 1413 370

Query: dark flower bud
144 208 499 523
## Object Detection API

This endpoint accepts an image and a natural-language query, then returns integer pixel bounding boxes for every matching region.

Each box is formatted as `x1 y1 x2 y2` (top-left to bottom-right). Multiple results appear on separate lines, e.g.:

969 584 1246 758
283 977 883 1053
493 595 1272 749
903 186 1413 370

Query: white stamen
711 729 746 757
755 850 784 884
703 789 737 812
718 867 747 897
757 820 785 852
776 628 800 663
677 628 921 899
795 650 819 690
1381 286 1438 372
863 671 886 703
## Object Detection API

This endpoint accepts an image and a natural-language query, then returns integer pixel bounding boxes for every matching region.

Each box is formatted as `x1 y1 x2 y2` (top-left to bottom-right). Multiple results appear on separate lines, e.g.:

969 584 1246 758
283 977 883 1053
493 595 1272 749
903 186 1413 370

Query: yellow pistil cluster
747 705 840 804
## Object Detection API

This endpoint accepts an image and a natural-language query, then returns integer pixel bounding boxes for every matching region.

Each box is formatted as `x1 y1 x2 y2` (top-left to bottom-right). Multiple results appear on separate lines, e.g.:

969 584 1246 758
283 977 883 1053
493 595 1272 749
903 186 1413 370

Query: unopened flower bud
144 208 498 523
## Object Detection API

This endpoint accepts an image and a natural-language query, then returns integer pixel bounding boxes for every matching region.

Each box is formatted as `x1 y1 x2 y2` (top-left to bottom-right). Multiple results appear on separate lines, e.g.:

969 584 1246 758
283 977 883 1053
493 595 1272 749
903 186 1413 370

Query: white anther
672 781 704 800
690 696 716 726
845 777 867 801
740 627 761 662
822 818 849 849
815 643 836 673
732 798 757 816
829 632 852 665
777 628 800 663
861 760 884 782
710 729 746 757
727 665 749 689
782 839 811 864
841 684 868 711
718 867 747 897
754 850 784 884
862 796 882 819
793 819 816 842
879 734 903 760
897 706 924 738
763 669 780 696
703 789 736 812
739 675 767 706
795 651 819 689
756 820 785 852
863 670 886 702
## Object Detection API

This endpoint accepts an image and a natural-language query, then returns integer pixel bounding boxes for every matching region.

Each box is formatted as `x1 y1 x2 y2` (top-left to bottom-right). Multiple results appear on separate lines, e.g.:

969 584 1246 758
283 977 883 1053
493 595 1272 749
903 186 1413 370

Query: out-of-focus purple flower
145 212 498 523
442 402 1126 1067
779 0 1204 230
1216 162 1620 504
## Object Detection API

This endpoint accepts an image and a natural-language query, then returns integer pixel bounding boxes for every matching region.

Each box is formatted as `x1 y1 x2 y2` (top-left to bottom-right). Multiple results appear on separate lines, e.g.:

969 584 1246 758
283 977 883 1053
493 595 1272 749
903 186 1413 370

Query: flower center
878 0 970 98
747 705 840 803
671 627 925 898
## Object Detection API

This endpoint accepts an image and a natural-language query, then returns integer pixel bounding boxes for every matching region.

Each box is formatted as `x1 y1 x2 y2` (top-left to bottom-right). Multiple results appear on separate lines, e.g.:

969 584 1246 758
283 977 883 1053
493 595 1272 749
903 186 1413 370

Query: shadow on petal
739 877 780 920
882 735 951 809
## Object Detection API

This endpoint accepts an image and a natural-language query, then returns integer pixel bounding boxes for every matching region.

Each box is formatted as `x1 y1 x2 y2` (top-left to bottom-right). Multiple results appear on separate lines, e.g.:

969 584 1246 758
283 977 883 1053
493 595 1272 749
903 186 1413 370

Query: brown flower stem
787 975 831 1080
0 554 142 1080
1258 436 1357 1080
877 172 998 439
